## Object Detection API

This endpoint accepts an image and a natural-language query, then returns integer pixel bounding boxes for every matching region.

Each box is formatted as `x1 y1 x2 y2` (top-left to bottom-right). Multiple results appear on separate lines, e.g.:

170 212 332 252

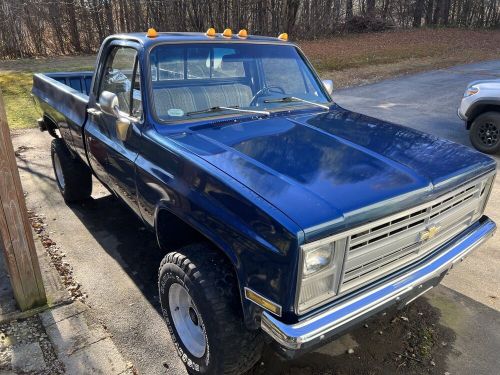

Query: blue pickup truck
32 29 496 374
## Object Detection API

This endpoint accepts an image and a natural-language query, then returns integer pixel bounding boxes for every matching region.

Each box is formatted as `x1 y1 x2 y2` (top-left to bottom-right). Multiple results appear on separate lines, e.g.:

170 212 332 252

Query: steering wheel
250 85 286 107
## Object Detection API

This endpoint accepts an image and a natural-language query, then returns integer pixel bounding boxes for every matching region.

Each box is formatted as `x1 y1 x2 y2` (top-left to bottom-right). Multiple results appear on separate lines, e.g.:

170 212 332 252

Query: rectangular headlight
296 238 347 314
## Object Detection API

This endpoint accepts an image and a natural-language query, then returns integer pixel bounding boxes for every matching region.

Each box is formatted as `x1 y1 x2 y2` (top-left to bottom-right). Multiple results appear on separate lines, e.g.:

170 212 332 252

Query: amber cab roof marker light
278 32 288 41
222 28 233 38
237 29 248 38
206 27 216 37
147 28 158 38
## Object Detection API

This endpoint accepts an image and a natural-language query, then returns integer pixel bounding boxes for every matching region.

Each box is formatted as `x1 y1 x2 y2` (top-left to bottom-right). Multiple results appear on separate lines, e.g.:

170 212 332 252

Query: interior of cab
149 43 329 121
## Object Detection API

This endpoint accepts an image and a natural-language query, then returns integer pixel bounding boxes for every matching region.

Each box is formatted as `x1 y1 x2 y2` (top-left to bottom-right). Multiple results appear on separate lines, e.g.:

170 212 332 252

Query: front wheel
158 244 263 374
469 111 500 154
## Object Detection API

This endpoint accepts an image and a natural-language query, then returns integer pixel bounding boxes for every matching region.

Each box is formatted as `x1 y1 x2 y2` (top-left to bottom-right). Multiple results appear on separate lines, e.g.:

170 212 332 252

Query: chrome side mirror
99 91 131 141
322 79 334 95
99 91 120 117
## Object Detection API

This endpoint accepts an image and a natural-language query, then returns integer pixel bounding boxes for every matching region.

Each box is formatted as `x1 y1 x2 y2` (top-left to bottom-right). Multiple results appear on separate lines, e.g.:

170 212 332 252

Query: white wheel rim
168 283 207 358
53 153 65 189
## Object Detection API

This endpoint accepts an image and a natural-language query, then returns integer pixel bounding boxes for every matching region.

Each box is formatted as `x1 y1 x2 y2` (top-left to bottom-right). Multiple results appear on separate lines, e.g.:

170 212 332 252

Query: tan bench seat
153 83 253 118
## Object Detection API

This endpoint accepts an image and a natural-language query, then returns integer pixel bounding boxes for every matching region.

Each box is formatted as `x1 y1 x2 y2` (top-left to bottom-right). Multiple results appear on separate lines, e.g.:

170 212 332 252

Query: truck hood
166 107 496 240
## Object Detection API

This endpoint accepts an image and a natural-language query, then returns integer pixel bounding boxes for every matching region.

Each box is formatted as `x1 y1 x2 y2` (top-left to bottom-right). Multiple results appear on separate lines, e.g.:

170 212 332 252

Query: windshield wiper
263 96 330 110
186 106 270 117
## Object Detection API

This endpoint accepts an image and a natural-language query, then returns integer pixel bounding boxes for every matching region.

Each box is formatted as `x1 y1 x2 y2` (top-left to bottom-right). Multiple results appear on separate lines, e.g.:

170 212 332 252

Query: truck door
84 43 143 216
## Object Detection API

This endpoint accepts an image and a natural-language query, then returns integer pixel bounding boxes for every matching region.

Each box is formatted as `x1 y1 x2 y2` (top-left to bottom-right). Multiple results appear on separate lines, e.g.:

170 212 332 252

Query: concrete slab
44 309 109 356
60 337 128 375
11 341 46 372
40 301 87 327
33 237 71 307
427 286 500 375
40 299 130 374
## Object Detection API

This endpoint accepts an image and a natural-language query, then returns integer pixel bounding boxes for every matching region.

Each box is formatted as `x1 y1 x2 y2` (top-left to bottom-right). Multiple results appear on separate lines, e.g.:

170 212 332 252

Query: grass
0 55 95 129
2 28 500 129
0 72 37 129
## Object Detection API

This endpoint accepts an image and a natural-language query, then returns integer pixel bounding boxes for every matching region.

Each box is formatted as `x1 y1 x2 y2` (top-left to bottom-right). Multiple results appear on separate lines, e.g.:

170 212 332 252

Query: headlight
296 239 346 314
303 244 333 276
464 86 479 97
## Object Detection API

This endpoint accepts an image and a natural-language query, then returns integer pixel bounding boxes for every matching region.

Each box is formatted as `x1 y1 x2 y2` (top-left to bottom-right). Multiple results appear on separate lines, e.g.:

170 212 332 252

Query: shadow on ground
67 193 458 375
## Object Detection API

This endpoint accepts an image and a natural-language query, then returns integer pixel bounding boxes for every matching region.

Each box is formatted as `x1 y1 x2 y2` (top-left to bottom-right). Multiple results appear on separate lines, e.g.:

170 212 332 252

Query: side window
100 46 142 118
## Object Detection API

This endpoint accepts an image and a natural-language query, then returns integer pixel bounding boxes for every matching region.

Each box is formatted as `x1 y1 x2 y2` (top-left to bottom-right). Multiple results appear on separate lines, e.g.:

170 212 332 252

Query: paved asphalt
12 60 500 375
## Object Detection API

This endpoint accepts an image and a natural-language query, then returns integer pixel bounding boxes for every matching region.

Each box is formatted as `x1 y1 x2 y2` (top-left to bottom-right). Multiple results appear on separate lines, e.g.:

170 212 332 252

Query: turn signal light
278 32 288 41
244 288 282 316
147 28 158 38
222 28 233 37
238 29 248 38
206 27 216 37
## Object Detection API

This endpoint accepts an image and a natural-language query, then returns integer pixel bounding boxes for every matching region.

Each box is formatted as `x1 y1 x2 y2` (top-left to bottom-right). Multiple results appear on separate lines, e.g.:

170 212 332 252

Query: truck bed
32 71 93 149
44 72 94 96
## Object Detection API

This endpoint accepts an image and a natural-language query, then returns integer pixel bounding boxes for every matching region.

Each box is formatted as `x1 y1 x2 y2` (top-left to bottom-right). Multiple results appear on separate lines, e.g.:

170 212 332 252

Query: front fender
136 130 303 328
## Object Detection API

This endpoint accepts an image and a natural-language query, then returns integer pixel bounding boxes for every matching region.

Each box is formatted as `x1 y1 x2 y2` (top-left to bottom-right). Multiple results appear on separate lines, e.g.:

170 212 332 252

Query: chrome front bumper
261 217 496 356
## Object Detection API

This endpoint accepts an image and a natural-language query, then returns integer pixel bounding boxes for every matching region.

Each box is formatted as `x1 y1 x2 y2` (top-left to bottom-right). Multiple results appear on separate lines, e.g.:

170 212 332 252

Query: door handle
87 108 102 116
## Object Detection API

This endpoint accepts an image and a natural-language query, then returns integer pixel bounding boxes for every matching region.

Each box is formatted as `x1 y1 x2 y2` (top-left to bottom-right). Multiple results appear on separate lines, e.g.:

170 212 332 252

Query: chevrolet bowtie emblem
420 225 442 241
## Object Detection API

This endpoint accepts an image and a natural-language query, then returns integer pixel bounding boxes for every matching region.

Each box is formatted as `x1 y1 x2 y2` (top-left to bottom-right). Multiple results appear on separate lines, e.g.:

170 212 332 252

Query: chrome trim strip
263 217 496 350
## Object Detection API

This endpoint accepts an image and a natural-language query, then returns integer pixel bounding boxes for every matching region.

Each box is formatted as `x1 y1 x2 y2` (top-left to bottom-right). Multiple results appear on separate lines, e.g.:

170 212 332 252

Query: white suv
458 79 500 154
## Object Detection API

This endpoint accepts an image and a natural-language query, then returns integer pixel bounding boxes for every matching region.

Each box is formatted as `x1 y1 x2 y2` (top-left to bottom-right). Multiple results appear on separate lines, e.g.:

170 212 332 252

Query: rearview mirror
322 79 334 95
99 91 120 117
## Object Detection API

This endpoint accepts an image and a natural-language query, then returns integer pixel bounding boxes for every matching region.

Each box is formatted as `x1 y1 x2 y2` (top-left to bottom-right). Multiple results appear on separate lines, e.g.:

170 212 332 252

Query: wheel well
155 209 206 251
155 208 260 329
43 115 59 138
467 104 500 129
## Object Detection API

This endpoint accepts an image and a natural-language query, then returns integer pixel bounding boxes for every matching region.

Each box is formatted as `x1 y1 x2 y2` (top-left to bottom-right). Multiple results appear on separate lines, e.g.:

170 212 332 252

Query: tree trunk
413 0 425 26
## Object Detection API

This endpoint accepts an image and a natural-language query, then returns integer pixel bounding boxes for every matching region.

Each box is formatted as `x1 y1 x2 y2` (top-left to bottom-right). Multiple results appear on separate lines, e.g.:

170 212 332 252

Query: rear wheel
470 111 500 154
51 139 92 202
158 244 263 374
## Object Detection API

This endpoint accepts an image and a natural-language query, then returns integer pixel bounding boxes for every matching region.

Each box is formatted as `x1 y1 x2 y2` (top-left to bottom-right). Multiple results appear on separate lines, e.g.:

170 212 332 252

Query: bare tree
0 0 498 59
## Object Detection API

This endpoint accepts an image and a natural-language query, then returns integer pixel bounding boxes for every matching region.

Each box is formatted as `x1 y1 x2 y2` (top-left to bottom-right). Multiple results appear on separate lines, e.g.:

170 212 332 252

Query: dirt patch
249 296 455 375
298 28 500 88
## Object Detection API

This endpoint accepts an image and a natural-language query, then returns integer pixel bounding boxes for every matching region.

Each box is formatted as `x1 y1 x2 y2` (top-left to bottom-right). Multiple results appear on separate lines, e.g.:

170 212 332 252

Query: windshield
149 43 331 122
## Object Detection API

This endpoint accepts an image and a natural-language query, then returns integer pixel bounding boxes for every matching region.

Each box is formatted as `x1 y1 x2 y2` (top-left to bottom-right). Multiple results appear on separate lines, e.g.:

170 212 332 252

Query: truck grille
340 179 486 293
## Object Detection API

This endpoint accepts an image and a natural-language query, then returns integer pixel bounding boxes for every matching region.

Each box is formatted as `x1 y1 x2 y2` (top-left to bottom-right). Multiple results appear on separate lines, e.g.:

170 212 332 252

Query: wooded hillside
1 0 499 58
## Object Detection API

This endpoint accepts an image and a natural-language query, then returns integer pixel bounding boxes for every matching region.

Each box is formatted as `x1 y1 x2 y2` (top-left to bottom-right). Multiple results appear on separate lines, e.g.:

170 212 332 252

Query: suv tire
470 111 500 154
51 138 92 202
158 244 263 374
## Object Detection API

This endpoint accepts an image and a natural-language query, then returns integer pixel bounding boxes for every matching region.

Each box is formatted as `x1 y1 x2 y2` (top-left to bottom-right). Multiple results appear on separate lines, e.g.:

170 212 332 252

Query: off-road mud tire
158 244 263 374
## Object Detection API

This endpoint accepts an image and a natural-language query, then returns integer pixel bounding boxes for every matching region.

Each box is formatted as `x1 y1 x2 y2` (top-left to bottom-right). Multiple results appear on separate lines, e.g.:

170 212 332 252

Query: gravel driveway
12 60 500 375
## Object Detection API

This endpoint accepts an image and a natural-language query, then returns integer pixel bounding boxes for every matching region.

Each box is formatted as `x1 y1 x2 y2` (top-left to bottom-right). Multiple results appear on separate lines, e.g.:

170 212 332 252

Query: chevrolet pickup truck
32 29 497 375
